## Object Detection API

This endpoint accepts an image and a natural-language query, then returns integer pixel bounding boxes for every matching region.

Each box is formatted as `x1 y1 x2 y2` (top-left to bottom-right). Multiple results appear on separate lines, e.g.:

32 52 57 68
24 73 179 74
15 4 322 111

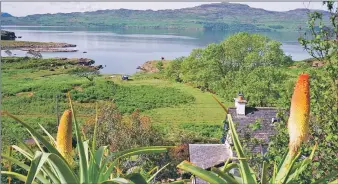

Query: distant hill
1 3 330 32
1 12 13 17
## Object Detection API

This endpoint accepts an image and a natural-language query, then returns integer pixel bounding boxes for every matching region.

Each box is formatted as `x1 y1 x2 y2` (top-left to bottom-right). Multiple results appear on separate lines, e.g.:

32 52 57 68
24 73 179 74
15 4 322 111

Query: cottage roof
189 143 233 170
227 107 280 153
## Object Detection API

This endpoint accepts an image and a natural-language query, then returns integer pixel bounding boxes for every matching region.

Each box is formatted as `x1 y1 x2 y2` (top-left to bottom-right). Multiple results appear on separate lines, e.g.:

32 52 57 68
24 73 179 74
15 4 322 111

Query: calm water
1 26 310 74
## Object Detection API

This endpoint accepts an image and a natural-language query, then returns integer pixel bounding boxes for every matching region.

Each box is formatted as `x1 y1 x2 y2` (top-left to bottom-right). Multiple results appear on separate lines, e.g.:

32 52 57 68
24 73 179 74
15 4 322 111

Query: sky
2 2 328 17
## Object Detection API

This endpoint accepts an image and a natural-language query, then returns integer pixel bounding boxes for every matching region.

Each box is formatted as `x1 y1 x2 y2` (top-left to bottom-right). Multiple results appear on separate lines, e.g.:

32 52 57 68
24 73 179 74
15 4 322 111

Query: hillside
1 2 330 31
1 12 13 17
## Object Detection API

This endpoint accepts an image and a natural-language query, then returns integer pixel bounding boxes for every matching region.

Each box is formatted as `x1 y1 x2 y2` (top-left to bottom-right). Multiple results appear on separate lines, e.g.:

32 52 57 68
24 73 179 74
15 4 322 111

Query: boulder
1 30 16 40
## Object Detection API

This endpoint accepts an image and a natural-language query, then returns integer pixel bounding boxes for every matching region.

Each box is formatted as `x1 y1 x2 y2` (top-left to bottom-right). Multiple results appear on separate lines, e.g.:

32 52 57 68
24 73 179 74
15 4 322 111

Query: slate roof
227 107 279 154
189 143 233 184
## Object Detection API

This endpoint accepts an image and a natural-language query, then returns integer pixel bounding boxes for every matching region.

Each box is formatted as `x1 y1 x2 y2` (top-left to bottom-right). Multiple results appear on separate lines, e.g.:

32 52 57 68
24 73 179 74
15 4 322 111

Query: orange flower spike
56 110 74 164
288 73 310 156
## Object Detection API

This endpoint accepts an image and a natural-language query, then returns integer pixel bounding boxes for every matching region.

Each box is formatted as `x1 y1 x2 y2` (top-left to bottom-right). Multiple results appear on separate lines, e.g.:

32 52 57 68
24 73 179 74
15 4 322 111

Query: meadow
1 57 228 148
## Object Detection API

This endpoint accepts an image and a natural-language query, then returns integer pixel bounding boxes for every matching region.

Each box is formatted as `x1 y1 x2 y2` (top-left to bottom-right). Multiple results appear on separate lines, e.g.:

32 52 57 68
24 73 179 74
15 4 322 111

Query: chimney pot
234 92 246 115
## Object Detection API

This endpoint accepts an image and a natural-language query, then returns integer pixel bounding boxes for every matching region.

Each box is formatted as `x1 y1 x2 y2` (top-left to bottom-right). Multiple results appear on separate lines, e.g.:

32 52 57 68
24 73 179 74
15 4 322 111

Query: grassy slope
1 57 229 146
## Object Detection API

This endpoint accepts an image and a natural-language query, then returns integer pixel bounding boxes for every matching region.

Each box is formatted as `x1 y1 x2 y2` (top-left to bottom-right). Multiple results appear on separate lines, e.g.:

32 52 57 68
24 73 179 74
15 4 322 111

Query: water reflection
2 26 310 74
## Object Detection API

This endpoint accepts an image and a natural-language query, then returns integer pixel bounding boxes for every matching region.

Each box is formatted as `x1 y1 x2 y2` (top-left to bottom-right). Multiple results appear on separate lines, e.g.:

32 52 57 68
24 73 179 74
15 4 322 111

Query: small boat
83 51 87 53
18 36 22 38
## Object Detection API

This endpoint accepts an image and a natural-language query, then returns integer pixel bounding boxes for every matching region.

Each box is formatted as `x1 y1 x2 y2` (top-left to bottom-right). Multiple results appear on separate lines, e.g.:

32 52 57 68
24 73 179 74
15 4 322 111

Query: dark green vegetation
1 3 330 32
1 30 16 40
164 32 295 107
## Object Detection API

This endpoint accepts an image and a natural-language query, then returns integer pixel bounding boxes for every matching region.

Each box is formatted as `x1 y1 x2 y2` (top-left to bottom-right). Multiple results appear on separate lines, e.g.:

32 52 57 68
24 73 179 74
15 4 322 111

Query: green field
1 57 228 147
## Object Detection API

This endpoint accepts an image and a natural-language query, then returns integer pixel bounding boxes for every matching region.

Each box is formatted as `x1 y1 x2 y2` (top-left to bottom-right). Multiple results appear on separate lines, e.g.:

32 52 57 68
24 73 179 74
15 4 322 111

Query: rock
21 48 78 52
77 58 95 66
1 30 16 40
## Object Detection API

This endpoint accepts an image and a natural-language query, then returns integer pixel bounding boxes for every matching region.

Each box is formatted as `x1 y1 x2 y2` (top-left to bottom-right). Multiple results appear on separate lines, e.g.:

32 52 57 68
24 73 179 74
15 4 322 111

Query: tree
180 44 227 89
298 1 338 101
164 57 184 82
176 32 292 91
221 32 292 70
213 67 291 107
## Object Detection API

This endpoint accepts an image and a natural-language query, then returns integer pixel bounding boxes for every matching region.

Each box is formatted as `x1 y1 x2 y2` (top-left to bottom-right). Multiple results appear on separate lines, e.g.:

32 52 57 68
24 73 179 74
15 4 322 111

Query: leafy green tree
176 32 291 91
164 57 184 81
220 32 292 70
213 67 291 107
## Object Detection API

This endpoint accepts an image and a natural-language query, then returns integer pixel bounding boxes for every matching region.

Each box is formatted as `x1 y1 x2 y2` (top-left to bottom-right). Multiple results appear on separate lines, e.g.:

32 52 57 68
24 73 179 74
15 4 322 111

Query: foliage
268 70 338 183
298 1 338 100
67 66 100 81
267 2 338 183
83 103 163 152
177 97 338 184
156 61 164 72
164 57 184 82
164 32 292 93
0 94 173 184
213 66 292 107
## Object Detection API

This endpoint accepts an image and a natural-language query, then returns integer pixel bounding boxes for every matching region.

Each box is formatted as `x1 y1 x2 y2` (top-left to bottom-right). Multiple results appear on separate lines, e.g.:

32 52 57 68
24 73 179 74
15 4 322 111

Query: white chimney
234 92 247 115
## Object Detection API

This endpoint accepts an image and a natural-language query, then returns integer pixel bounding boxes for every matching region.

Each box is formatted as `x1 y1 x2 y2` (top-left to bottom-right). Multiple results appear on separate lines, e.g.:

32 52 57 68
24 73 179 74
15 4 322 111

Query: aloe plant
177 74 338 184
1 93 173 184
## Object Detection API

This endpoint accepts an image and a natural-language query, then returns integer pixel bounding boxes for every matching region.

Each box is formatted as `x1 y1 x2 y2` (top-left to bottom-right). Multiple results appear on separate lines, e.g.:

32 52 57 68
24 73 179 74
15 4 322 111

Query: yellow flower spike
56 109 74 165
288 73 310 156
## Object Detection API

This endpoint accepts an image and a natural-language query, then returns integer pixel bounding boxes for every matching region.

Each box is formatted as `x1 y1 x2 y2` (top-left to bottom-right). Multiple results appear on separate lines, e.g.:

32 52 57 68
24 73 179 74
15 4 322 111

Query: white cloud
2 2 328 17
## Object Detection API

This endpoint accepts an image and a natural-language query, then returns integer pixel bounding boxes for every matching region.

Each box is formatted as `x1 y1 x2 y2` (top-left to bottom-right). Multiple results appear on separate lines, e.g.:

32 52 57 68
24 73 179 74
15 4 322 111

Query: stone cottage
188 92 280 183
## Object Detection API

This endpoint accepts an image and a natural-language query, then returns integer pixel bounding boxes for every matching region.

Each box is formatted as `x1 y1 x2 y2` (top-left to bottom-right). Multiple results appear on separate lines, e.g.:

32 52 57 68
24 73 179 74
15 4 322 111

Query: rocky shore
1 30 16 40
21 48 78 52
1 40 76 50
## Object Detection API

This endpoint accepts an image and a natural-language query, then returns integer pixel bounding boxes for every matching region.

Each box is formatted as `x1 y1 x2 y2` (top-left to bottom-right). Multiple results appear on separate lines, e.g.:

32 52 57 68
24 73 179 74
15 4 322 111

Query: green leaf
1 155 51 184
261 161 268 184
26 152 50 184
177 161 227 183
99 146 172 182
27 129 44 152
167 179 191 184
39 124 56 144
274 152 301 184
147 163 170 183
92 102 99 152
100 178 135 184
90 146 108 183
3 112 66 162
222 163 238 173
211 167 239 184
11 145 33 160
45 152 79 183
1 171 38 184
68 92 89 183
227 114 257 184
125 173 147 184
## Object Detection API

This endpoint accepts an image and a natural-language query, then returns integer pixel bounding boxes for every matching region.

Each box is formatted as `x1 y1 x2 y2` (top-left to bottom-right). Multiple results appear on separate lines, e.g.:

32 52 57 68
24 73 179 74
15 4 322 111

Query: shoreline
1 40 76 50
